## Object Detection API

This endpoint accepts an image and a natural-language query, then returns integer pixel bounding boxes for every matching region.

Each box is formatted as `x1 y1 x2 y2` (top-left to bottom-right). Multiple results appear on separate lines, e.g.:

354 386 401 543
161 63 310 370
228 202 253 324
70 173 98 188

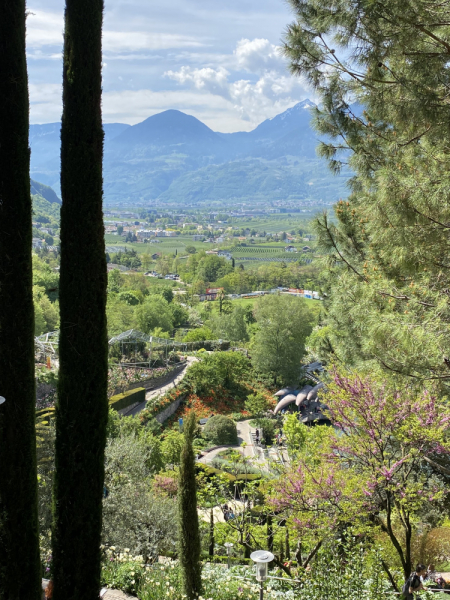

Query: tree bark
52 0 108 598
0 2 41 598
178 412 202 599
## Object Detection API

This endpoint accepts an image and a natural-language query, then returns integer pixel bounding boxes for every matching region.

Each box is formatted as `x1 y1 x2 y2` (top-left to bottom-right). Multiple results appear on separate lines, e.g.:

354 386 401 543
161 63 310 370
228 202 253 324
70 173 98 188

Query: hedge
109 387 145 411
195 463 262 482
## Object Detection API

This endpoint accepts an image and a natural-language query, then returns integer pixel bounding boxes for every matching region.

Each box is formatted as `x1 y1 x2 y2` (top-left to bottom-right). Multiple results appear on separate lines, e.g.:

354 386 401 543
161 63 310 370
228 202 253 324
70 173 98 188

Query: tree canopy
283 0 450 384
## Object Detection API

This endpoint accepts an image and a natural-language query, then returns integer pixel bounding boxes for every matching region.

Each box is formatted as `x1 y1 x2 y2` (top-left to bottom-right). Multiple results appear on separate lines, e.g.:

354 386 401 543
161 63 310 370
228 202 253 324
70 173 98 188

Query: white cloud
164 38 308 125
29 83 62 123
26 9 206 52
26 9 63 48
102 31 206 52
165 66 231 99
234 38 285 73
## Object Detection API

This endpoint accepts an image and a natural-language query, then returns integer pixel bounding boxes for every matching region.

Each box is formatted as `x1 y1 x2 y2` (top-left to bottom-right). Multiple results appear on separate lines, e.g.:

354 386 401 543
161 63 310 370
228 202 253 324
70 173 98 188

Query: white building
137 230 155 239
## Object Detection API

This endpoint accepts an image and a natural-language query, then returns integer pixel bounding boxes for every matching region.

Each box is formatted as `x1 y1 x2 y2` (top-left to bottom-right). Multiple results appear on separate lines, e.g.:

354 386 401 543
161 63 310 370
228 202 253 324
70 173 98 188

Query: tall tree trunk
209 509 215 556
178 411 202 599
267 514 274 552
0 3 41 599
52 0 108 598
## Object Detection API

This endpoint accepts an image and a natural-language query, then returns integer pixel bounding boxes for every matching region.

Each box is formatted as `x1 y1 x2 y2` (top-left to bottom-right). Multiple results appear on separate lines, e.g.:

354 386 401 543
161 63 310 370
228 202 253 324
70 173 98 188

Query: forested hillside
29 101 350 204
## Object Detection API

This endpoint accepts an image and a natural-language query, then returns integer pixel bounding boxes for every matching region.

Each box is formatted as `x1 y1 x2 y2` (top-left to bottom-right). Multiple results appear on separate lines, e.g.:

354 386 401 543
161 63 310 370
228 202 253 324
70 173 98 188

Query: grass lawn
204 295 320 315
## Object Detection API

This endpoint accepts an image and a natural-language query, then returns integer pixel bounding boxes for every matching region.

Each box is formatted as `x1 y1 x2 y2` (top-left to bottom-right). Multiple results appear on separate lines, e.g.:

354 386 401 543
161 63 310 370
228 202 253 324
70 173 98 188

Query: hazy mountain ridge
29 100 348 204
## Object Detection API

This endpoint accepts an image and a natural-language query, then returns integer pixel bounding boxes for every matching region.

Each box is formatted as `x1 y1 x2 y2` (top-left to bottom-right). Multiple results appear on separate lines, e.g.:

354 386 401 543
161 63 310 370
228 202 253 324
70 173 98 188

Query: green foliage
161 288 174 303
183 326 214 342
251 294 316 383
109 387 145 412
208 306 249 342
107 268 122 294
134 296 174 334
170 303 188 328
106 295 135 337
103 434 175 558
203 416 238 446
245 393 270 419
257 418 276 445
178 411 202 599
118 291 140 306
101 552 145 596
185 351 250 395
282 0 450 381
185 245 197 254
196 254 233 283
161 429 185 467
32 254 59 300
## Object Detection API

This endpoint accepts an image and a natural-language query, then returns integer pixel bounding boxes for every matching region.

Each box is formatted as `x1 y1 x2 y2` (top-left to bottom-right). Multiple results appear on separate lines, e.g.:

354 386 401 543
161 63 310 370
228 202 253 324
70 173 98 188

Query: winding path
121 356 198 417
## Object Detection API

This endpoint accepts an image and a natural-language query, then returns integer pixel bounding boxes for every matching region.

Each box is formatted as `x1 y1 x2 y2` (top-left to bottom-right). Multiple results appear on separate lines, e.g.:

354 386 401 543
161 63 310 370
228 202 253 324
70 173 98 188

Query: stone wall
113 363 186 396
155 394 187 424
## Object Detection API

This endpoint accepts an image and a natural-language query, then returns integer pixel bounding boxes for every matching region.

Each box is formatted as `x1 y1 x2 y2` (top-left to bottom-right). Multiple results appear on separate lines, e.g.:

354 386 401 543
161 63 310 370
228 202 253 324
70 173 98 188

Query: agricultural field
104 234 218 256
205 294 320 313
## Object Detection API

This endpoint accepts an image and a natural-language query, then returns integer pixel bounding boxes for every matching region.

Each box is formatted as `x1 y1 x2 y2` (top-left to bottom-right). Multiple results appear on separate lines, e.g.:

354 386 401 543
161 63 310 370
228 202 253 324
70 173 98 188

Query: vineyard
232 256 311 263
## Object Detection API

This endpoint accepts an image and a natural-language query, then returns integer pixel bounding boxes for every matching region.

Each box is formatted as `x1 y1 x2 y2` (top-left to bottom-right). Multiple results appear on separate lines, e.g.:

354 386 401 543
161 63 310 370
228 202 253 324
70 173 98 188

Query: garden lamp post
0 396 5 405
224 542 233 569
250 550 274 600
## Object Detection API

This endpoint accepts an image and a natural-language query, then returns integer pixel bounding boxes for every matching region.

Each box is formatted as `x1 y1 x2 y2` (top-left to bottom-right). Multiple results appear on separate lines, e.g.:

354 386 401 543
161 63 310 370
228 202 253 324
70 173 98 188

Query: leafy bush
103 434 176 558
185 351 250 395
183 326 214 342
202 415 238 445
257 417 277 445
101 549 145 595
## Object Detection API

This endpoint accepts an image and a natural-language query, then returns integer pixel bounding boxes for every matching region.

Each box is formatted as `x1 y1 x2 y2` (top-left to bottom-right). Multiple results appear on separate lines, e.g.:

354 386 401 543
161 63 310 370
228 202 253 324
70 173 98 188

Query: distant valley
29 100 349 206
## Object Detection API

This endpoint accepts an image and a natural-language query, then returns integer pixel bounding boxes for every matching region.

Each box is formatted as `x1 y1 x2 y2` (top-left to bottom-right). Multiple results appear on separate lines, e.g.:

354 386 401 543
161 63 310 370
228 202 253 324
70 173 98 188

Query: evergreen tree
284 0 450 384
0 1 41 598
178 411 202 599
52 0 108 598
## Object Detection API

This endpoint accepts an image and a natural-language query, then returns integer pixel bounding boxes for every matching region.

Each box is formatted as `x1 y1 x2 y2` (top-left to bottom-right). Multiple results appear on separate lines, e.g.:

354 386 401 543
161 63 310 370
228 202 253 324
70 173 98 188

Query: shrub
202 415 238 446
257 417 277 445
109 387 145 411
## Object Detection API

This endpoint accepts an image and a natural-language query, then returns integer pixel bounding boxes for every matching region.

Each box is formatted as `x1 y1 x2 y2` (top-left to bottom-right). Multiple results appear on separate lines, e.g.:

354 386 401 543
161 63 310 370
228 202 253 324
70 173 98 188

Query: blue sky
26 0 312 131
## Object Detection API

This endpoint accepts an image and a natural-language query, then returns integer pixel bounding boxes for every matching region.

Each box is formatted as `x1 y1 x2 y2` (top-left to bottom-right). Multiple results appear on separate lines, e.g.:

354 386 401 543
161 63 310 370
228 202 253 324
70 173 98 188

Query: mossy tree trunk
52 0 108 598
0 2 41 598
178 411 202 599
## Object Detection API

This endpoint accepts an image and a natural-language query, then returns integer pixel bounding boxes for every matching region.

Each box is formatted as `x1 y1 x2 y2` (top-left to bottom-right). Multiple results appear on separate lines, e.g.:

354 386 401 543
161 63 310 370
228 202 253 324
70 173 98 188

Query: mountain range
29 100 349 205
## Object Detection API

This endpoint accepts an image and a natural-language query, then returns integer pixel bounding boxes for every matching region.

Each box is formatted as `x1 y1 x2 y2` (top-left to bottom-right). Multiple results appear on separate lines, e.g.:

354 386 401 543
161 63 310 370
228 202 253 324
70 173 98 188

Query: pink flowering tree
272 371 450 583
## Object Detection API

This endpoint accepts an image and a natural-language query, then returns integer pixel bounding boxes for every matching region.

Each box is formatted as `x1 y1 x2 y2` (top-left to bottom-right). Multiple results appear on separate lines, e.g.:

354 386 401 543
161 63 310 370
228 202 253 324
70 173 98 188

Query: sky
26 0 312 132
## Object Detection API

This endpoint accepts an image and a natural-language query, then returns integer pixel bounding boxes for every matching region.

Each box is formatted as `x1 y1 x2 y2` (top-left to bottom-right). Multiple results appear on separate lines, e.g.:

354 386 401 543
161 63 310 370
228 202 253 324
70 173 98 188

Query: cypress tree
0 2 41 598
52 0 108 598
178 411 202 599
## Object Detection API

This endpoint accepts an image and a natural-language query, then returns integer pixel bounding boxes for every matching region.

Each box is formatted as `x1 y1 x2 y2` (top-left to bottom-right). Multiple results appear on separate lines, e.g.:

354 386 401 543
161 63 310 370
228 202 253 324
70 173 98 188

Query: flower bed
101 554 295 600
139 388 186 424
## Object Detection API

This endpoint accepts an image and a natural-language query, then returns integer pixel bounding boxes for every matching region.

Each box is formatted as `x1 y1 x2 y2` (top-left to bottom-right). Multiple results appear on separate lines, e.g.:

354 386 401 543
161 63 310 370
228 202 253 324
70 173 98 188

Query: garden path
198 419 255 466
123 356 198 417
